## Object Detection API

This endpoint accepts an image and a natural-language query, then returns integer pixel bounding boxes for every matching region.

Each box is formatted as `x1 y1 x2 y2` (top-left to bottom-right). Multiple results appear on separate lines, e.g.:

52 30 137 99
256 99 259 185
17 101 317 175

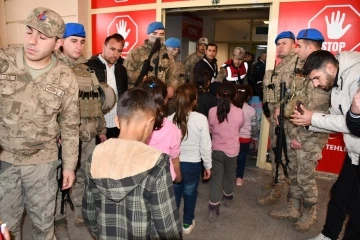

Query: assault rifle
57 145 74 215
273 81 290 184
134 38 161 87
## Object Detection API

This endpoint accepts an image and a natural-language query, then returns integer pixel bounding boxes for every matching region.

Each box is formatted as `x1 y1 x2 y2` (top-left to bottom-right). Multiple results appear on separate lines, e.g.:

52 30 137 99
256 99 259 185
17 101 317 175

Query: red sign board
92 10 156 57
317 134 346 174
278 0 360 54
92 0 155 9
182 14 203 40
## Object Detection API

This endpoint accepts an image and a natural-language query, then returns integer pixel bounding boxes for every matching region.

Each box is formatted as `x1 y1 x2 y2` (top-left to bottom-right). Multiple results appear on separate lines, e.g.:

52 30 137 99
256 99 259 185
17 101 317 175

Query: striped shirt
98 55 118 128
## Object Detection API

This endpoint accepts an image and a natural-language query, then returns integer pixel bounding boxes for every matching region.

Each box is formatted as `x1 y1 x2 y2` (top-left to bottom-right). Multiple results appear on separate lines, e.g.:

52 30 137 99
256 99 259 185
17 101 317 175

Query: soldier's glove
263 102 271 118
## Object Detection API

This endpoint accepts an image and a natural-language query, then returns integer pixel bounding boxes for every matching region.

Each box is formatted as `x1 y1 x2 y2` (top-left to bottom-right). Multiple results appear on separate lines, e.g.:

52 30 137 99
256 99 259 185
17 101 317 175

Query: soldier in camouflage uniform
0 7 79 239
215 47 248 84
164 37 185 89
257 31 298 206
54 23 107 239
268 29 330 232
184 37 208 84
124 22 176 88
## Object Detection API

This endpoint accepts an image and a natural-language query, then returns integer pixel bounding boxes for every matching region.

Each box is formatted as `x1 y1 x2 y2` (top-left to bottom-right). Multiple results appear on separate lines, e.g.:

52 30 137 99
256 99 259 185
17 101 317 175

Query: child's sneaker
182 220 195 235
236 178 244 186
208 203 220 222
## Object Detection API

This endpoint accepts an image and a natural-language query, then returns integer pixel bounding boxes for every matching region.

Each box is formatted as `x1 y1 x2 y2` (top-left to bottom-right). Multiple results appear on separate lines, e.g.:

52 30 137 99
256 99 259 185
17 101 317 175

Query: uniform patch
0 74 16 81
45 84 64 98
0 59 9 73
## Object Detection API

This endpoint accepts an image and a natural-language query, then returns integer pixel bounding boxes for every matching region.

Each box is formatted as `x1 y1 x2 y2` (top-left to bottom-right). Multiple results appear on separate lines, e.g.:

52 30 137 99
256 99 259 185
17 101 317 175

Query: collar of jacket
55 49 87 68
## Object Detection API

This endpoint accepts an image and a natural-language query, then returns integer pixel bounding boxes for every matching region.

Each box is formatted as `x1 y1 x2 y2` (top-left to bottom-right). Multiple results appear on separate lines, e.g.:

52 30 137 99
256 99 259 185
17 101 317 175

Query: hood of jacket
337 51 360 86
86 138 164 202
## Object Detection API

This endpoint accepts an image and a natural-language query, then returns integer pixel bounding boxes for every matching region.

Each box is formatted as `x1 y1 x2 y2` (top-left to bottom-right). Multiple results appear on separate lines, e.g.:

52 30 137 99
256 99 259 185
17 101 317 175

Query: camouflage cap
23 7 65 38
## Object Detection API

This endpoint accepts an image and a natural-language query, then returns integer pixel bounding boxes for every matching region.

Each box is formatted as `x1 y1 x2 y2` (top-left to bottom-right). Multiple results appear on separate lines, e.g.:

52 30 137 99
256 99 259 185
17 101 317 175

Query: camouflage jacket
124 40 172 88
57 50 106 142
165 58 185 89
0 47 80 170
183 52 202 84
263 51 299 107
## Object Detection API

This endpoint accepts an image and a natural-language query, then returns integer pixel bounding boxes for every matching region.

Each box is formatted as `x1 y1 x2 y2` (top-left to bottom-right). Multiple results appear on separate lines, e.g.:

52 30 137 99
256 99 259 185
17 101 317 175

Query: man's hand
290 104 313 126
290 139 302 150
62 170 75 190
351 89 360 114
98 134 107 143
273 107 280 125
203 169 211 180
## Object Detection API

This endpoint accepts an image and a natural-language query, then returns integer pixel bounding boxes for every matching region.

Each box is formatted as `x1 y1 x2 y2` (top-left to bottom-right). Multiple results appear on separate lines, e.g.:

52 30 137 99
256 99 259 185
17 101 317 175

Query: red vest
221 60 248 82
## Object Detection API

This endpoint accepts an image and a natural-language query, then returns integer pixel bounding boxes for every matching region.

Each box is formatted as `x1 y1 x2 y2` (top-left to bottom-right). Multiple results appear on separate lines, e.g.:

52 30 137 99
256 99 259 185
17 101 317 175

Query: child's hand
203 169 211 180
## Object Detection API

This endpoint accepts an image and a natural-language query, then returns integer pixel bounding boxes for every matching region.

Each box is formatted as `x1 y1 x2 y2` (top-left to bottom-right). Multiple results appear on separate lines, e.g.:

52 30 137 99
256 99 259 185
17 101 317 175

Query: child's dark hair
140 76 167 130
216 82 236 123
194 69 212 94
172 84 197 141
117 88 156 120
233 85 253 109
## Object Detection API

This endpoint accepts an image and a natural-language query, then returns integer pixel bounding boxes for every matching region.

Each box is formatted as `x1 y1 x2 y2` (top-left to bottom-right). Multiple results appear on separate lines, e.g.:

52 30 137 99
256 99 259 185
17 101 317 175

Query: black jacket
193 56 218 80
196 91 217 118
85 55 128 96
253 60 266 85
346 110 360 137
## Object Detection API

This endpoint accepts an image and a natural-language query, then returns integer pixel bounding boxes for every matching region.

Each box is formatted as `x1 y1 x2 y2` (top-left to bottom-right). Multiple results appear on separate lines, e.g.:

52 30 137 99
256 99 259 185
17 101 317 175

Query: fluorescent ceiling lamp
263 21 269 24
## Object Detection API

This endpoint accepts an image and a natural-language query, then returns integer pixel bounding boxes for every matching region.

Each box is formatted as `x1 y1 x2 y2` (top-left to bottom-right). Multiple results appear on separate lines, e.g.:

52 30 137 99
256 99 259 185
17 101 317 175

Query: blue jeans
236 143 250 178
173 162 201 225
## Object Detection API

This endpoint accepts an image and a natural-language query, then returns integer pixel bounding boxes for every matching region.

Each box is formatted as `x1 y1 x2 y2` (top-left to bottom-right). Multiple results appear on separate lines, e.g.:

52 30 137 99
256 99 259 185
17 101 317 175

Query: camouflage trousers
0 160 58 240
268 104 286 183
287 139 322 204
55 138 95 220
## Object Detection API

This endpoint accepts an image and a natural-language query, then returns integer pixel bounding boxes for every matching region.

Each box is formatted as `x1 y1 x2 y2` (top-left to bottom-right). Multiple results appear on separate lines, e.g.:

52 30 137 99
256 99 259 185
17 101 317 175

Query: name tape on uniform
0 74 16 81
45 84 64 98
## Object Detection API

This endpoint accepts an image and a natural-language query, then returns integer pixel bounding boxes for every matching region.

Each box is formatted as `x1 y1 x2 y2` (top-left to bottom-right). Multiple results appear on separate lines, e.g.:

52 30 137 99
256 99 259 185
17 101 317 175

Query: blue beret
147 21 165 34
297 28 324 42
275 31 295 44
63 23 86 38
165 38 180 48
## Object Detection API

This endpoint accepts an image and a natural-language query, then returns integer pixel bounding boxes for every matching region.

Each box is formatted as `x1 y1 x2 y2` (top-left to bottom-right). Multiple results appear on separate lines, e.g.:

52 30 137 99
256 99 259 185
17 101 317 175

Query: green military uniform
55 51 106 225
0 47 79 239
183 52 202 84
257 51 300 206
124 40 173 88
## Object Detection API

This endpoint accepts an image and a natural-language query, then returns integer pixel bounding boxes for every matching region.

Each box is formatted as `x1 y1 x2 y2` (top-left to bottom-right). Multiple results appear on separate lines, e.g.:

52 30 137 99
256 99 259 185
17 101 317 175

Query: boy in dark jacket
82 88 182 239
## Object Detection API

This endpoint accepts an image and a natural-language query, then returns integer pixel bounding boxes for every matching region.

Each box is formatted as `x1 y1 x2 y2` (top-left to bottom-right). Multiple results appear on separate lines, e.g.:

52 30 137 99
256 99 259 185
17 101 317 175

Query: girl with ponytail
142 77 182 182
168 84 212 235
208 82 245 222
233 85 257 186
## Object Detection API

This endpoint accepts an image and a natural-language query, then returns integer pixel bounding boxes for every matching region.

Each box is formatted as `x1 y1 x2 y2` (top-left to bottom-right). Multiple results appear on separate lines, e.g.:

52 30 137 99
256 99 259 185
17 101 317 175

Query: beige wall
0 0 79 46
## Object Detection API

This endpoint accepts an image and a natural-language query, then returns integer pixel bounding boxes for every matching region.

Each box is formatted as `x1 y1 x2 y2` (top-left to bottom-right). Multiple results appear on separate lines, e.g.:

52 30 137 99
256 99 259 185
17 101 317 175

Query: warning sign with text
278 0 360 54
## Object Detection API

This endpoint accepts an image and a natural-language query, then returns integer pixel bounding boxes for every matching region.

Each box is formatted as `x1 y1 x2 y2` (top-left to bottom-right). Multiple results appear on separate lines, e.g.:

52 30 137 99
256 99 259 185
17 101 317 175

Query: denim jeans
236 143 251 178
173 162 201 225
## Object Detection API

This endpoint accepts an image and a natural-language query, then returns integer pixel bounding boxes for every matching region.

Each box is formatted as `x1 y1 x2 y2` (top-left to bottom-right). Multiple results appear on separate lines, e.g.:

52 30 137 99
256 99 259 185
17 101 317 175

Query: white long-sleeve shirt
168 111 212 169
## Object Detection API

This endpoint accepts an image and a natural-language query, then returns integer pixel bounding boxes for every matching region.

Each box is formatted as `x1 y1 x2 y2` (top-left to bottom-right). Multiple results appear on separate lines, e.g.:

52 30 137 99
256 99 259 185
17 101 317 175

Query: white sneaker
182 220 195 235
307 233 331 240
